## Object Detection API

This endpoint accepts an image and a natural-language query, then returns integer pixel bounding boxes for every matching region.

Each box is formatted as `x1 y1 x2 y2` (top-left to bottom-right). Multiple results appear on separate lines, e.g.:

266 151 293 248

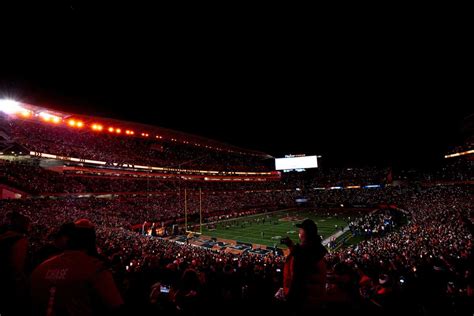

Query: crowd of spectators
1 159 395 196
0 160 86 194
310 167 390 186
348 209 399 238
0 114 472 314
325 185 473 314
397 159 474 182
0 160 279 194
6 119 270 171
0 182 472 315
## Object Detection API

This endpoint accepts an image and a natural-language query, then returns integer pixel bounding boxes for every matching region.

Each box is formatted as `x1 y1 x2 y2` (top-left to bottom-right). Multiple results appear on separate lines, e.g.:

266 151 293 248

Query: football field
200 208 348 247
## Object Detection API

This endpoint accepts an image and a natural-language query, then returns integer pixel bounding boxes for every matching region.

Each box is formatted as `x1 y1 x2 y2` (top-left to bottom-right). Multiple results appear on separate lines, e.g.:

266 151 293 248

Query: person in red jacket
31 219 124 315
0 211 30 316
281 219 328 314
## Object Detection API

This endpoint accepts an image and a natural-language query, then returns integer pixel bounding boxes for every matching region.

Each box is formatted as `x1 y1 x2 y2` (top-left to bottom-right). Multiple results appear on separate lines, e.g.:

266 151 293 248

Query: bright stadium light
91 124 103 131
0 99 25 114
20 110 32 117
347 185 361 189
445 149 474 158
39 112 61 123
39 112 50 121
108 127 115 132
68 119 83 127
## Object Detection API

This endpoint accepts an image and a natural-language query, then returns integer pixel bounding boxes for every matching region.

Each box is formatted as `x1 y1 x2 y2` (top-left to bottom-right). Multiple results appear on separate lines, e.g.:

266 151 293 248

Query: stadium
2 16 474 314
0 97 472 316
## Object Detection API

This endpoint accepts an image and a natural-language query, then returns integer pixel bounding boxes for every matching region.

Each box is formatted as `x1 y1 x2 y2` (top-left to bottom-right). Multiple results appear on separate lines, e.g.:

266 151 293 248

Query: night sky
1 19 471 169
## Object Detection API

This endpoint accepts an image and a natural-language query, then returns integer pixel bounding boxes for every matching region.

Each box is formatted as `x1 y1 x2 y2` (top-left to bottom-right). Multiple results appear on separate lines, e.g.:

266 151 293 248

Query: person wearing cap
31 218 124 315
0 211 31 316
282 218 328 314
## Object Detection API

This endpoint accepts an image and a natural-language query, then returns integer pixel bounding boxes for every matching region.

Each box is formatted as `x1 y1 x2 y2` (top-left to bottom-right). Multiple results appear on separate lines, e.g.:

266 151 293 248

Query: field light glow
20 110 32 117
0 99 25 114
92 124 103 131
39 112 61 123
445 150 474 158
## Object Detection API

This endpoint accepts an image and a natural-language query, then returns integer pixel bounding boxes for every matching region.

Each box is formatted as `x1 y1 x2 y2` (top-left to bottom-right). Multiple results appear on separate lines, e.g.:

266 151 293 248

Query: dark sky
1 18 471 169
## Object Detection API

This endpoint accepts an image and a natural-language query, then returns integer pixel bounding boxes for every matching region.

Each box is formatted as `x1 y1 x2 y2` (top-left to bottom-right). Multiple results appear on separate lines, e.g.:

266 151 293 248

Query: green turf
199 208 348 247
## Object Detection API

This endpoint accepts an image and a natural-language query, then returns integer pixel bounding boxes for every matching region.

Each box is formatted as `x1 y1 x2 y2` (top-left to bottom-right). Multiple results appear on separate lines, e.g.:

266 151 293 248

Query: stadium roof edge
9 101 273 159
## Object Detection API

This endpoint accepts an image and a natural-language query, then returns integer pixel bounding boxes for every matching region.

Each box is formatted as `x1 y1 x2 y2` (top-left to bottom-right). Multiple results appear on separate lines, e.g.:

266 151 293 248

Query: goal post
184 187 203 235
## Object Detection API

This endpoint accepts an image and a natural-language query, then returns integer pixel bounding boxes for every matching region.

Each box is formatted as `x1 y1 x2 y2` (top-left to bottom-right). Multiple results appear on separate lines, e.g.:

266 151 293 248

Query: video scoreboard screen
275 155 318 171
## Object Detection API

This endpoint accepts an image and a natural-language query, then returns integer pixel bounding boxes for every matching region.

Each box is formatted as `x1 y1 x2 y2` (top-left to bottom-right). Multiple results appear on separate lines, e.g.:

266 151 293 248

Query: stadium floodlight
91 124 103 131
20 110 32 117
444 149 474 159
39 112 61 123
346 185 361 189
39 112 51 121
0 99 25 114
68 119 83 128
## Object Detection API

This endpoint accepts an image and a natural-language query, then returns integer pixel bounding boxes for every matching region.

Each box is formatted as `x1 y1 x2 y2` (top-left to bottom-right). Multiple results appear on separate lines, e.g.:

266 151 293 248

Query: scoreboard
275 155 318 171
